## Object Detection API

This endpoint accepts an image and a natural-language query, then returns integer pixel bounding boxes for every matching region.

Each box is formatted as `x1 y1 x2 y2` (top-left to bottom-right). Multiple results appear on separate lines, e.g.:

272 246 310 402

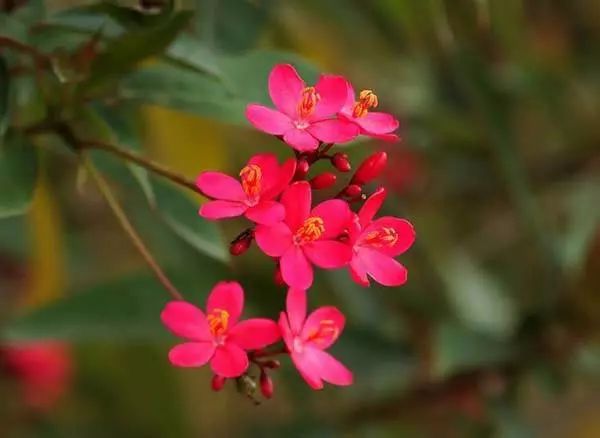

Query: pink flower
197 153 295 225
1 341 72 411
339 83 400 141
348 188 415 286
255 181 353 290
246 64 359 152
161 281 280 378
279 288 352 390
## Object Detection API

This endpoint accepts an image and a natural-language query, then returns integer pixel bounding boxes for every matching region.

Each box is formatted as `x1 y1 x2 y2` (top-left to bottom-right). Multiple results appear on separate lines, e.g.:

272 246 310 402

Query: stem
24 120 202 196
83 155 184 301
0 36 50 66
79 139 200 195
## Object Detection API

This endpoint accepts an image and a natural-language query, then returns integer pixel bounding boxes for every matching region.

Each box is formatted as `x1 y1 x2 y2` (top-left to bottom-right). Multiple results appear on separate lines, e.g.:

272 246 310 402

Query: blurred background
1 0 600 436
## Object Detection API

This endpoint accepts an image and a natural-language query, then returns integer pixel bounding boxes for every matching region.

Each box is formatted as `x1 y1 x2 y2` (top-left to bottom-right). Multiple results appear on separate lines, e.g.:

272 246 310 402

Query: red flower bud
211 374 226 392
229 239 250 256
351 151 387 185
343 184 362 198
309 172 337 190
262 359 281 369
331 153 351 172
259 371 274 399
294 158 310 180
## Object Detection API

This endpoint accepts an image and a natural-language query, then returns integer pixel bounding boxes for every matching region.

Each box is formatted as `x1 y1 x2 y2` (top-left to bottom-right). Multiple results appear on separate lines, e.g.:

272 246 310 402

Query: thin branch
82 154 184 301
79 139 200 195
0 36 50 66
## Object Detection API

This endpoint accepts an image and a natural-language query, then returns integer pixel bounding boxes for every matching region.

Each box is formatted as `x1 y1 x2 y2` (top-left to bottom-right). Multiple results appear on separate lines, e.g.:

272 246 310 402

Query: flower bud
309 172 337 190
229 229 253 256
351 151 387 185
331 153 351 172
294 158 310 180
343 184 362 198
259 371 274 399
262 359 281 369
211 374 226 392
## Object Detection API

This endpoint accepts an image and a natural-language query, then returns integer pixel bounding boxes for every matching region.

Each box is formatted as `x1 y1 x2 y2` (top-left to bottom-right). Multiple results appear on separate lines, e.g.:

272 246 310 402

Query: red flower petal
196 171 245 201
255 222 293 257
304 240 352 269
206 281 244 327
307 119 359 144
268 64 305 118
360 248 408 287
311 199 351 239
357 187 387 228
360 217 415 257
246 104 293 135
161 301 212 341
302 306 345 350
281 245 313 290
228 318 281 350
283 128 319 151
199 200 247 220
311 75 349 120
281 181 311 231
356 111 399 135
278 312 294 352
290 351 324 390
210 343 249 378
168 342 215 367
245 201 285 225
286 287 307 334
349 256 370 286
305 347 353 386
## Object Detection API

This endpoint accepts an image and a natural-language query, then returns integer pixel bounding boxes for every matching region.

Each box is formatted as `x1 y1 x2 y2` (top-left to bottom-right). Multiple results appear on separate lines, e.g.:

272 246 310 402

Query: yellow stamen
352 89 379 118
298 86 320 118
207 308 230 336
294 216 325 245
305 319 340 345
363 227 398 248
239 164 262 198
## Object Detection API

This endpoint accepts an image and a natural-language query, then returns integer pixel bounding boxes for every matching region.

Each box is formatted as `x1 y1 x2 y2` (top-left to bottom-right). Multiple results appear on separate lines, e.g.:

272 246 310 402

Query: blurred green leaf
559 176 600 277
84 10 192 91
3 271 220 342
438 251 518 337
0 57 8 139
121 62 241 122
0 132 38 218
433 323 515 378
150 179 230 264
196 0 273 53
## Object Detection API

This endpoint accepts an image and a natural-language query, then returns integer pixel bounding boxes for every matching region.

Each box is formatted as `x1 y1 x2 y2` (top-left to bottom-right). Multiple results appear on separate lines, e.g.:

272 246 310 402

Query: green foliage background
1 0 600 436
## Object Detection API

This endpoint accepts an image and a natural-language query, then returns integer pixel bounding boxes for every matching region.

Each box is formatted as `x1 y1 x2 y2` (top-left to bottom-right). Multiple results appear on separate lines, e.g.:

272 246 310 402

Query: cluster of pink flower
161 64 415 399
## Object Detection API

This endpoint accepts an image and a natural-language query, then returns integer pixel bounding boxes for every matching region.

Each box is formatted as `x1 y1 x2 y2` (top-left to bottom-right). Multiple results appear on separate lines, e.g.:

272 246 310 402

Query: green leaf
120 62 242 122
0 132 38 218
151 179 229 263
218 50 319 105
0 57 8 139
85 10 192 91
438 251 518 337
3 272 220 342
432 323 515 378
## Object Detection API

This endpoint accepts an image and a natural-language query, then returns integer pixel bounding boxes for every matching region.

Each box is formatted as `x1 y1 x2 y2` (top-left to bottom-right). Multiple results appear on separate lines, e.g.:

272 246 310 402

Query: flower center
207 308 230 339
305 319 340 345
239 164 262 200
297 86 320 119
352 89 378 118
362 227 398 248
294 216 325 245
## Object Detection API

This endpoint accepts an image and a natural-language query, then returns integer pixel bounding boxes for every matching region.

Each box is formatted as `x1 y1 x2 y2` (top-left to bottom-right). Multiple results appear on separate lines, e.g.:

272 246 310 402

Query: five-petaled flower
246 64 359 152
339 83 400 142
279 288 352 389
161 281 280 378
348 187 415 286
197 153 296 225
255 181 352 290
